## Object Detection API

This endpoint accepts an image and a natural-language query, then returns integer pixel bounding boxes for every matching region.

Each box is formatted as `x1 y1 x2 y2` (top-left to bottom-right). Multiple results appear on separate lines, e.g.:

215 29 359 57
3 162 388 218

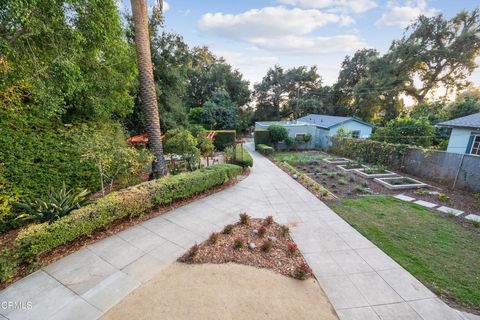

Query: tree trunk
130 0 167 179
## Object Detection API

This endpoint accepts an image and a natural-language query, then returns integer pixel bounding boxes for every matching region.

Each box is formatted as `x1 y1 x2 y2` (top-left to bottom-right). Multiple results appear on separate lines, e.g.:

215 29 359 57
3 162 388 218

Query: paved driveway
0 142 476 320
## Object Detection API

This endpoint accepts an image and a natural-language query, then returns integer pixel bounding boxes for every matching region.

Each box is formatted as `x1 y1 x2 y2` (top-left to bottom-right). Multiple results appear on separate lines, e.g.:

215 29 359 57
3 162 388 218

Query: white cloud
210 50 280 86
163 1 170 12
252 35 368 54
277 0 378 13
376 0 439 28
198 6 363 55
198 6 353 41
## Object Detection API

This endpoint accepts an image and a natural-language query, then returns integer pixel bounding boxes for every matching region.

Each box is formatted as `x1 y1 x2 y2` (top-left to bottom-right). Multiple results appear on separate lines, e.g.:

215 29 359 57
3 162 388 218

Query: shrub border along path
0 143 475 320
2 164 243 286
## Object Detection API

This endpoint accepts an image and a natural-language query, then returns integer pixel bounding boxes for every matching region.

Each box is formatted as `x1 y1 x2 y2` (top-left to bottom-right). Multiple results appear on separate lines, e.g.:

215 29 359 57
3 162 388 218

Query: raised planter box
353 168 398 179
323 157 350 164
337 164 367 172
374 176 428 190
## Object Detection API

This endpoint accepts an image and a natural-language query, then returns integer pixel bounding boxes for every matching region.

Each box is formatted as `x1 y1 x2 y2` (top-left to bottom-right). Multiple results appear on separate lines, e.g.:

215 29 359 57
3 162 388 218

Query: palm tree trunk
130 0 167 179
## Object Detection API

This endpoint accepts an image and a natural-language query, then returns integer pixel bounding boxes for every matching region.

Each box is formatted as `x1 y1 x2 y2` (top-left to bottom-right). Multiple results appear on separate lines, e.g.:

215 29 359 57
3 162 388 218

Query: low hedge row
233 145 253 167
254 129 271 148
257 144 274 155
212 130 236 151
13 164 243 261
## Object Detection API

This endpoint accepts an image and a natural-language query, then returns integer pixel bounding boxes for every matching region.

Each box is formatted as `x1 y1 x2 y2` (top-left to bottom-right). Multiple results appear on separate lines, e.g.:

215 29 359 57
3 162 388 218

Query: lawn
328 196 480 312
273 151 326 165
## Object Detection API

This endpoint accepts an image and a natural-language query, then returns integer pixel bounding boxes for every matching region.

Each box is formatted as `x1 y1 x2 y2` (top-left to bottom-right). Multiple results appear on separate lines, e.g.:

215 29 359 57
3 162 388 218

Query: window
351 130 360 139
295 133 306 141
471 135 480 155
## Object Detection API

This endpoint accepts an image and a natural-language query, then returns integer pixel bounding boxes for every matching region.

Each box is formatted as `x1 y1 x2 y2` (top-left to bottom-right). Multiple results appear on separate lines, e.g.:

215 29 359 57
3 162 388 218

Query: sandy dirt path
102 262 338 320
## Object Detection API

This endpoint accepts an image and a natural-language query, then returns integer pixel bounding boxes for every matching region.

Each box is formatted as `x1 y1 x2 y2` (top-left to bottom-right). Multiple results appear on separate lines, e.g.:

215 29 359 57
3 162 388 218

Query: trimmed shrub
13 164 242 260
254 129 271 148
257 144 274 155
212 130 236 151
233 145 253 167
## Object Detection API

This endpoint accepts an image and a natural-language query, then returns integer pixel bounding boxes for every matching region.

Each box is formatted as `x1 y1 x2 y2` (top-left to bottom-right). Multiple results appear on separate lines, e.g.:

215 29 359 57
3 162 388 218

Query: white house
255 114 374 148
437 112 480 155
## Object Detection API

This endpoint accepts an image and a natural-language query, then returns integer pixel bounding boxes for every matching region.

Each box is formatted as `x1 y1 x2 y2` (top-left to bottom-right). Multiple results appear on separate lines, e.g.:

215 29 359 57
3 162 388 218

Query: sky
120 0 480 88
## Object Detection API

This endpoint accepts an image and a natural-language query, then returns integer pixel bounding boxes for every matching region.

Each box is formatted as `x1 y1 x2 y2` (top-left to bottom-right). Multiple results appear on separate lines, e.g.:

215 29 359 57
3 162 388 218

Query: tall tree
334 49 379 108
130 0 167 178
254 65 323 120
394 10 480 103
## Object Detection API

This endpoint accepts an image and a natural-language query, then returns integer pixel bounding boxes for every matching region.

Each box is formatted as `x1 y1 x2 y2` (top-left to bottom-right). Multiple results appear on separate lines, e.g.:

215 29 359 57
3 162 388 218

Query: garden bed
178 215 313 280
322 157 350 164
267 150 480 230
336 163 367 172
353 167 398 179
375 176 428 190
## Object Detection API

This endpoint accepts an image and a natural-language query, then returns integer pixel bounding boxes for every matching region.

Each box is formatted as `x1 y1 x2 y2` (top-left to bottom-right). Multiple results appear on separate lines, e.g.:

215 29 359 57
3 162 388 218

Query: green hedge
254 129 271 149
12 164 242 260
330 137 412 166
257 144 274 155
212 130 236 151
233 145 253 167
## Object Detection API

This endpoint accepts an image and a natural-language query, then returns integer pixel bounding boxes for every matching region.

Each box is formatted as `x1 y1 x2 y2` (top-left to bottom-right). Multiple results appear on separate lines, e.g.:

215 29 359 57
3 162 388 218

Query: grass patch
328 195 480 312
273 152 326 165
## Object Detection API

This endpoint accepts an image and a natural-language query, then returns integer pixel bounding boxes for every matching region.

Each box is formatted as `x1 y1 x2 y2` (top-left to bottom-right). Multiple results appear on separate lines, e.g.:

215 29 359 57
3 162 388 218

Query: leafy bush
260 240 273 252
280 225 289 237
232 145 253 167
372 117 435 147
164 128 201 171
264 215 274 226
239 212 250 225
212 130 236 151
15 184 89 224
209 232 219 244
254 129 271 148
13 164 242 260
223 224 234 234
233 237 245 249
287 242 298 255
268 125 288 149
257 144 274 155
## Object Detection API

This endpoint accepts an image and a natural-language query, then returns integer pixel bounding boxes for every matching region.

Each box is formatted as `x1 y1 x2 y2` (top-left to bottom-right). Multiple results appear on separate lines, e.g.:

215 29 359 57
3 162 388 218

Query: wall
283 124 317 149
403 149 480 192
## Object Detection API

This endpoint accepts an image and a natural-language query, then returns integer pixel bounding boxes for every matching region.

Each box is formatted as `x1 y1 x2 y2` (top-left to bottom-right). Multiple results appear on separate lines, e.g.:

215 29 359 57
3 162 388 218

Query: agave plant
15 183 89 224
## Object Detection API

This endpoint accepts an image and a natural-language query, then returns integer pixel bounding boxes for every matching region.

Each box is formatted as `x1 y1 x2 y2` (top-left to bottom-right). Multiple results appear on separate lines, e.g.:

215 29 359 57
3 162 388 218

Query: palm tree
130 0 167 178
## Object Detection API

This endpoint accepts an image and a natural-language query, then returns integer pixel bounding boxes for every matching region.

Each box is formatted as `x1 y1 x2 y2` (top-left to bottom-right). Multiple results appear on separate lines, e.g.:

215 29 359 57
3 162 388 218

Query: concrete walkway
0 143 477 320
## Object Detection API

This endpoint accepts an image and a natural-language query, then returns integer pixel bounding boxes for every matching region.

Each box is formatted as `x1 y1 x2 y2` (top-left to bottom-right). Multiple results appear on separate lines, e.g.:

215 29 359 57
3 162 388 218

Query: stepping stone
436 206 464 216
413 200 437 208
394 194 415 202
465 214 480 222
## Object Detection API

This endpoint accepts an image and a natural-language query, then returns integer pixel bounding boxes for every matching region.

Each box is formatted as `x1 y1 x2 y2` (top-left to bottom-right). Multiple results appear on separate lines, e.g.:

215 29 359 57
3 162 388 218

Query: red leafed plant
287 242 297 255
294 262 311 280
264 215 274 226
186 243 199 261
258 225 267 237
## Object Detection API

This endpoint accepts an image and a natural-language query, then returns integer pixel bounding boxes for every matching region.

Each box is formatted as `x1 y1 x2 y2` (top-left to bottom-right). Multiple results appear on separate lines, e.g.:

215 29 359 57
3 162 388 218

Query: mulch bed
0 170 249 290
178 217 313 280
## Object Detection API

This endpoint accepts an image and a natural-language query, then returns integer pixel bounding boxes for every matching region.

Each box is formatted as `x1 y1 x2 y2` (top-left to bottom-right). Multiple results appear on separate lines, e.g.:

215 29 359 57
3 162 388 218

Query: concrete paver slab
413 200 438 208
394 194 416 202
